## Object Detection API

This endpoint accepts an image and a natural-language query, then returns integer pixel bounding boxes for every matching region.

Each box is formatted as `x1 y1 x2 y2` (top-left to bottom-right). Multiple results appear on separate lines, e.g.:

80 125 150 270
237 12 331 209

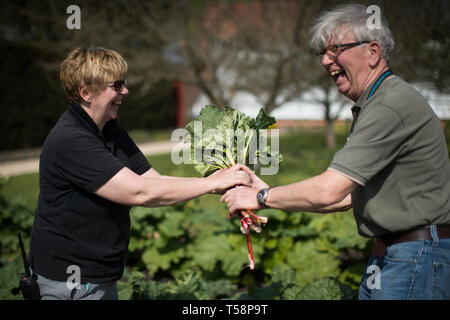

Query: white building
192 84 450 121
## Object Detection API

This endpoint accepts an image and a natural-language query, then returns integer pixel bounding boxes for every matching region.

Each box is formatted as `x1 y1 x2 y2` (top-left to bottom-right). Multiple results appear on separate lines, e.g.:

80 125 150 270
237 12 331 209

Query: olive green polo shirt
329 74 450 238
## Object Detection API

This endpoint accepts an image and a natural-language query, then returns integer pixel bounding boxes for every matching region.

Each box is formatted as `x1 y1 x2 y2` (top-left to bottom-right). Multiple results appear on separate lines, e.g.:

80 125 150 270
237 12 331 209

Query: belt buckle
373 237 386 258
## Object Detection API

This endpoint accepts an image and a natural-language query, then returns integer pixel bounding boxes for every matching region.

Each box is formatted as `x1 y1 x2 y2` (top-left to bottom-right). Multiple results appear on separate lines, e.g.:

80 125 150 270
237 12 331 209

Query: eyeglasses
106 78 127 92
316 41 371 60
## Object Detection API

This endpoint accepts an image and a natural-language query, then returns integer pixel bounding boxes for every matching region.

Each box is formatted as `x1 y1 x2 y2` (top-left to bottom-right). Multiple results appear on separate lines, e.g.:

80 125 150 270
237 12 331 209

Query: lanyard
367 69 393 100
349 69 392 134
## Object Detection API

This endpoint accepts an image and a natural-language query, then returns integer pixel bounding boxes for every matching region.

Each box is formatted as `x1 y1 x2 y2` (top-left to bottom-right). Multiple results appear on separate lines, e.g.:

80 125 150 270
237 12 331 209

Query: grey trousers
35 272 118 300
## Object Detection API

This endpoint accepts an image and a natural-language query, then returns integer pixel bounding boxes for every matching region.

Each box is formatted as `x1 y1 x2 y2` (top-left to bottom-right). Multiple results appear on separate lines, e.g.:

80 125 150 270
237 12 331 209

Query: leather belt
373 225 450 257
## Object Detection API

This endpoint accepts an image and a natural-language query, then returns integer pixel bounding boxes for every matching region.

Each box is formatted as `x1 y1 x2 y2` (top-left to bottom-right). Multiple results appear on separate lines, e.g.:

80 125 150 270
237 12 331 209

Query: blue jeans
358 225 450 300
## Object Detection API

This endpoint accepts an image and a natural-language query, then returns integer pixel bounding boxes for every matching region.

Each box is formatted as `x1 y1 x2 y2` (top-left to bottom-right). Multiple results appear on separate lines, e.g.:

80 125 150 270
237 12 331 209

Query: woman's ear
368 41 382 68
78 85 93 103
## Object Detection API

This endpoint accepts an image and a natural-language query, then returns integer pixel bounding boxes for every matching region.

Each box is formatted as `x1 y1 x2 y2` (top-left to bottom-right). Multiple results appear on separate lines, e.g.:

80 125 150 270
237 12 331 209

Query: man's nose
321 53 335 67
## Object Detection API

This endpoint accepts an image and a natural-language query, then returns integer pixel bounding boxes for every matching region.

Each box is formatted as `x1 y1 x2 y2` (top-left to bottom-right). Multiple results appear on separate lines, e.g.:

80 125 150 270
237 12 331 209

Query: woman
28 47 254 300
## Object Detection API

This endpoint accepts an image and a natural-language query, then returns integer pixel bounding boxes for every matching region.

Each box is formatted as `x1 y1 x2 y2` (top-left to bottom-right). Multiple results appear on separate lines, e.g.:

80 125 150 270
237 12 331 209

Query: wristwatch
257 188 270 209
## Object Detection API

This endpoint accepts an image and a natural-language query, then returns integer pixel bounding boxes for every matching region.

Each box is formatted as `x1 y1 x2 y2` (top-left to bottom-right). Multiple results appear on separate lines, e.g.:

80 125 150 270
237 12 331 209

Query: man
221 4 450 300
29 47 254 300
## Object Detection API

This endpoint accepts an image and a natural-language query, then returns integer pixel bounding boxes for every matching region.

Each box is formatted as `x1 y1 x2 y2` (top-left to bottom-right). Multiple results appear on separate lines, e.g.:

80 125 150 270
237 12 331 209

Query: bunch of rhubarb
185 105 282 269
230 209 268 269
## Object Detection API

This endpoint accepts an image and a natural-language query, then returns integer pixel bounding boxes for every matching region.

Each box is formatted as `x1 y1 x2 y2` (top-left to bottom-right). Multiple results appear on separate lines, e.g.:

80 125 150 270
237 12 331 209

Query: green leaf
157 212 185 238
296 277 354 300
142 246 185 275
286 239 341 286
186 233 250 276
185 105 282 176
250 108 276 131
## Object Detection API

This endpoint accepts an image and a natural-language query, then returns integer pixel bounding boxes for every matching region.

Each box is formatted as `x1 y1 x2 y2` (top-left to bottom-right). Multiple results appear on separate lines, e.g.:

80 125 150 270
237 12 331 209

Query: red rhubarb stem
240 212 254 270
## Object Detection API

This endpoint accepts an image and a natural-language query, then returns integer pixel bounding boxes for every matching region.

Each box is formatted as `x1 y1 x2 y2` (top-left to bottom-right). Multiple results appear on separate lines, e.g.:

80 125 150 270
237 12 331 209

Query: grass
128 128 176 144
1 173 39 209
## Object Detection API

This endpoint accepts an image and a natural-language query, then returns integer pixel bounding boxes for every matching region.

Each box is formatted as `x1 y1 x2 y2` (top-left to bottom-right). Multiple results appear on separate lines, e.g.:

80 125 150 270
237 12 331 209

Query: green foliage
118 269 237 300
0 257 23 300
234 266 354 300
0 178 33 300
1 129 373 300
117 265 354 301
0 178 35 264
185 105 281 176
126 201 370 298
295 277 354 300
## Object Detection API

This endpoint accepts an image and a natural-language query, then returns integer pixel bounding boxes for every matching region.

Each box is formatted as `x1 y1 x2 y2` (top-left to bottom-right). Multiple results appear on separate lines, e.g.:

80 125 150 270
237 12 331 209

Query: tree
116 0 321 113
385 0 450 93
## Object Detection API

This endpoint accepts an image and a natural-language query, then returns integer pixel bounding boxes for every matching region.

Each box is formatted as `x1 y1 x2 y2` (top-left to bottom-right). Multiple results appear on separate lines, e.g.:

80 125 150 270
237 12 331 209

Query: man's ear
368 41 382 68
78 85 93 103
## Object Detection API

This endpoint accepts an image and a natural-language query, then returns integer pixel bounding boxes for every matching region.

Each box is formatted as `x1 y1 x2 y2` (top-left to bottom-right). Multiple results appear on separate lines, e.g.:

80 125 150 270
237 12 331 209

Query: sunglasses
106 78 128 92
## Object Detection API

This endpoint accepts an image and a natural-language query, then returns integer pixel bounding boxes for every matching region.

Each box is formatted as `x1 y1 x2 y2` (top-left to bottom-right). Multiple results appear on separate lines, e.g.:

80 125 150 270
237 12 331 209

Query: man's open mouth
330 69 346 81
112 101 122 106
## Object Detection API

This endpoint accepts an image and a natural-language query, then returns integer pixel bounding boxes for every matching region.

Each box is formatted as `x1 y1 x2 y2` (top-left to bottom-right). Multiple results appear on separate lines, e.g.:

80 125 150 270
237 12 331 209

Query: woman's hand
207 164 252 195
246 168 269 191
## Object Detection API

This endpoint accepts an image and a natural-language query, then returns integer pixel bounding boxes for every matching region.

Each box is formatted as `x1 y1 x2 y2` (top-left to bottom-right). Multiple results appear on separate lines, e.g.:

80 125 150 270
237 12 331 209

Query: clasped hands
209 164 269 215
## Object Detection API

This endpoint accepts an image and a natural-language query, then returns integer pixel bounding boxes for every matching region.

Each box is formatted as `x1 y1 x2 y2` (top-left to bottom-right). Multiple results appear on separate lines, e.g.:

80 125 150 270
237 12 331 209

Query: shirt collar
354 69 393 109
68 103 117 140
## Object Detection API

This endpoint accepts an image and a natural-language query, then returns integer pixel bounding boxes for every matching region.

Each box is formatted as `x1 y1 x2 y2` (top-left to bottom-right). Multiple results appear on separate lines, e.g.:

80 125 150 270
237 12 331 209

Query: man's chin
337 85 350 97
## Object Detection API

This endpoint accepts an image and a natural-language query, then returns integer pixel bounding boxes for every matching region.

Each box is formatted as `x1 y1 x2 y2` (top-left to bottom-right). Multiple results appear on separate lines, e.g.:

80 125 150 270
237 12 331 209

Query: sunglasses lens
114 80 123 91
108 78 127 91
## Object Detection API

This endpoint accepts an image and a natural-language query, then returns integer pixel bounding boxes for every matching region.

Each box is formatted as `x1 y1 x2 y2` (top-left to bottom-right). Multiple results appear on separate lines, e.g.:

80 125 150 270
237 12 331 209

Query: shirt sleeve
329 103 410 186
55 134 125 193
117 127 152 175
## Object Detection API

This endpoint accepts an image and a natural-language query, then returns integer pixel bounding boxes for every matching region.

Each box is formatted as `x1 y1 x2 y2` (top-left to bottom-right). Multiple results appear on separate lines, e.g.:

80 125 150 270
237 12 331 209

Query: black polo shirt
29 103 151 283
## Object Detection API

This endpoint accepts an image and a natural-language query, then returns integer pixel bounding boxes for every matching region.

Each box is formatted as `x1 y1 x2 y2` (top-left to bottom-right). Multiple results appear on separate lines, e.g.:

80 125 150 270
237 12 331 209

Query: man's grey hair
310 3 395 62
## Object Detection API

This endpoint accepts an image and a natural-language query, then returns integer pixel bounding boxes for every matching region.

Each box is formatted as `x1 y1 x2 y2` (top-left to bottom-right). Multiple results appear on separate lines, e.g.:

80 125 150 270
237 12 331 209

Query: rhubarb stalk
236 209 267 269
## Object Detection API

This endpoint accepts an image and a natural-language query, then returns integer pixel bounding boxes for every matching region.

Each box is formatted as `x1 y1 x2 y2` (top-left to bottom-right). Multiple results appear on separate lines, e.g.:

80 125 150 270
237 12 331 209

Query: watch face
257 189 266 206
257 192 263 201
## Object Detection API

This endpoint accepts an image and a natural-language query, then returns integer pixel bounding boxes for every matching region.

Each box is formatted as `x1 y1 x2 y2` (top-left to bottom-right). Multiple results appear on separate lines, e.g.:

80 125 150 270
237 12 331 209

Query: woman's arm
95 165 251 207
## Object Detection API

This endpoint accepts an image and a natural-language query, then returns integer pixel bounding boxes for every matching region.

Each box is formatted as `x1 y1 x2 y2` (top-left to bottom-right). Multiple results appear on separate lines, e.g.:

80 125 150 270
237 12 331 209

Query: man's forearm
311 194 352 213
265 171 355 213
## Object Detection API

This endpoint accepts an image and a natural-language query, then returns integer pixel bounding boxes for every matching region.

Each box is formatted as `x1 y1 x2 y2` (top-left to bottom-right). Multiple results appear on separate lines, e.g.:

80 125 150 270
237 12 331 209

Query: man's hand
207 164 252 195
220 185 260 214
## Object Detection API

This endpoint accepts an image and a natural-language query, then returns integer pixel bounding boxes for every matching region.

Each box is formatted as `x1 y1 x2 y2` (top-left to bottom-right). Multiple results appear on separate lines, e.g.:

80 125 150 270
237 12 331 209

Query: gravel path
0 140 189 177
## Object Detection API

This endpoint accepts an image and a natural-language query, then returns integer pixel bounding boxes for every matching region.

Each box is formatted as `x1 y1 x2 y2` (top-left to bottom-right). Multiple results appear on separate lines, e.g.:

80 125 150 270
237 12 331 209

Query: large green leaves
185 105 282 176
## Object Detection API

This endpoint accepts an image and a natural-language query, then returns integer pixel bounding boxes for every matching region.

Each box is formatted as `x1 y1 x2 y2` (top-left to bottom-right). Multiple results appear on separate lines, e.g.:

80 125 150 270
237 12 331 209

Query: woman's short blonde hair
60 47 128 103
